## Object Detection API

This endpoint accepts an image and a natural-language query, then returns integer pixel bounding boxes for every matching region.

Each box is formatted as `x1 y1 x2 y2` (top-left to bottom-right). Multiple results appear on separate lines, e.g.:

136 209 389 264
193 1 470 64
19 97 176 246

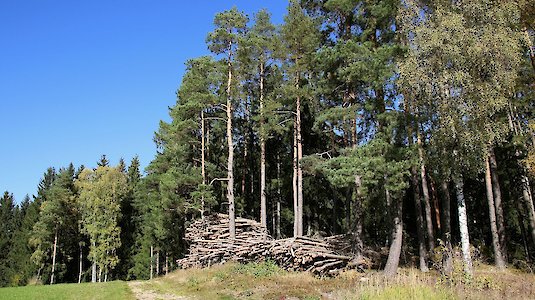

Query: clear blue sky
0 1 287 202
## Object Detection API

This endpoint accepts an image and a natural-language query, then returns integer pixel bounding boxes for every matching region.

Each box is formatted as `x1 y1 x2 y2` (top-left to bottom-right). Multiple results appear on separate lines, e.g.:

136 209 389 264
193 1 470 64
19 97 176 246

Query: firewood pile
177 214 370 276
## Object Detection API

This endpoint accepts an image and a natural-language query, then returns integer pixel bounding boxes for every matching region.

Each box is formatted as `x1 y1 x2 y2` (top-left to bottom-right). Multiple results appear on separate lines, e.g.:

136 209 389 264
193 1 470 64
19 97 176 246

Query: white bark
50 227 58 285
453 173 473 276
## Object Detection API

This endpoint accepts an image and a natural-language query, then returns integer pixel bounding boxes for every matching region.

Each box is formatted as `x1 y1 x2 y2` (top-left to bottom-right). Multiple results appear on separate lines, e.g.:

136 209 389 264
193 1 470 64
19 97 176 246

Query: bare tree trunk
489 148 507 262
91 241 97 283
411 166 429 272
293 120 298 237
78 243 83 283
430 178 441 232
50 226 58 285
226 45 236 239
417 128 435 251
98 267 102 283
440 180 453 276
165 253 169 275
156 250 159 276
201 111 206 220
453 173 473 276
260 62 267 232
354 176 364 256
485 155 506 269
104 272 108 283
521 174 535 244
384 189 403 277
150 245 154 280
277 154 281 239
296 93 304 237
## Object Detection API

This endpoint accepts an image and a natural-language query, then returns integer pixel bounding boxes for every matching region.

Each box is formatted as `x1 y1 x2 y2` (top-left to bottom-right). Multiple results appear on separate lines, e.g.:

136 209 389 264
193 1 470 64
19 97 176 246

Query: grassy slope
134 262 535 300
0 281 134 300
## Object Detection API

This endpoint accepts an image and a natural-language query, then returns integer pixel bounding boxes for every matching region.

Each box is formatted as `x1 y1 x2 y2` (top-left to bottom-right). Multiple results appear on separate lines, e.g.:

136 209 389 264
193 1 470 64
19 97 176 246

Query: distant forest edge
1 0 535 286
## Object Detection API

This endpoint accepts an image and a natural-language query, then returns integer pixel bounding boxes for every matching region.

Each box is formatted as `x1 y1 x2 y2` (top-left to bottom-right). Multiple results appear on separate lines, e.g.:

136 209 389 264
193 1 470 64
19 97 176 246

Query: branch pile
177 214 370 276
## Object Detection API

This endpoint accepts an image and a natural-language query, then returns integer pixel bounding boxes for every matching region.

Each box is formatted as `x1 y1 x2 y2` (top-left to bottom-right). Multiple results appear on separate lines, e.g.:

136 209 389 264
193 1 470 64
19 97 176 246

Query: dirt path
128 281 188 300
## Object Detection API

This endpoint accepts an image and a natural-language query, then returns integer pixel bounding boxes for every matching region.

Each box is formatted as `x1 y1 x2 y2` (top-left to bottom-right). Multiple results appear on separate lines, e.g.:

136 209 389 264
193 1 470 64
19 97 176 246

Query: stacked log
177 214 368 276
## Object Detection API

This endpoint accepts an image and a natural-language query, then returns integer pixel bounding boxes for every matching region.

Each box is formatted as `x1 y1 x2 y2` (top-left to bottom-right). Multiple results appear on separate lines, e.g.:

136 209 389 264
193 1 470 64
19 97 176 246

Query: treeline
1 0 535 286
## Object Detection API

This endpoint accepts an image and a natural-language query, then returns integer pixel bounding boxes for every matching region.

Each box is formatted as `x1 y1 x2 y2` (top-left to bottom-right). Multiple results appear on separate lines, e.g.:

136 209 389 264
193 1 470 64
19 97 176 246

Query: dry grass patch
134 262 535 300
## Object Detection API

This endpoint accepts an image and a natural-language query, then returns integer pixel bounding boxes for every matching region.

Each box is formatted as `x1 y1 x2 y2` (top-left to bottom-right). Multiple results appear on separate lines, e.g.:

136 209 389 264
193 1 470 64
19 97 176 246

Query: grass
2 262 534 299
133 261 535 300
0 280 134 300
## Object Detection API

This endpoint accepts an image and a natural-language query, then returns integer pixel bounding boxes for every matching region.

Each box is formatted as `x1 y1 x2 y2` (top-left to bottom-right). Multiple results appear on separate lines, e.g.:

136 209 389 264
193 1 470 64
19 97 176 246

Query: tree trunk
489 147 507 262
296 93 304 237
50 226 58 285
293 119 298 237
260 62 267 232
78 243 83 283
417 128 435 251
430 178 441 232
354 176 364 256
383 189 403 277
410 165 429 272
156 250 160 276
165 253 169 275
485 155 506 269
453 173 473 276
276 154 281 239
201 110 206 220
91 241 97 283
98 267 102 283
150 245 154 280
521 174 535 245
440 180 453 276
226 45 236 239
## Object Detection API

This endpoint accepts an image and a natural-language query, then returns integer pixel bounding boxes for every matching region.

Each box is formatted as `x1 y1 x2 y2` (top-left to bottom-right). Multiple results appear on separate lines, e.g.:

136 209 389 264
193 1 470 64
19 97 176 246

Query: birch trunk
485 155 506 269
156 250 160 275
354 176 364 256
260 61 267 231
453 173 473 276
50 226 58 285
78 243 83 283
296 95 304 237
91 241 97 283
150 245 154 280
226 43 236 239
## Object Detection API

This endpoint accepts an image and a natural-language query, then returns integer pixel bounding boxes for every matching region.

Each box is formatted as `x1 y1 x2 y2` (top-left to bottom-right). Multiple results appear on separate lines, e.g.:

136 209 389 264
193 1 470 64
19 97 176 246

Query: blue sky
0 1 287 202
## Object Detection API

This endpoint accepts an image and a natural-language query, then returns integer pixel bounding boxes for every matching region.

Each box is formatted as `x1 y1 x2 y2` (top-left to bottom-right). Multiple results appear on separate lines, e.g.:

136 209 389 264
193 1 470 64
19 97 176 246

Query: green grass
0 281 134 300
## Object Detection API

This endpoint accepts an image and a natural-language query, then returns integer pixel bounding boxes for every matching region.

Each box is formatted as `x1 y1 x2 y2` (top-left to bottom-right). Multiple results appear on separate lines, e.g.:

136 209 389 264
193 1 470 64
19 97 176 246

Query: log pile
177 214 370 276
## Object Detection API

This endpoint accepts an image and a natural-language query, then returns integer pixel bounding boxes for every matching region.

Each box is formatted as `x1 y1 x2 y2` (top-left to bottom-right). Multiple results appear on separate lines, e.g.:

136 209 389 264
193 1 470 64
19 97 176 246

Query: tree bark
489 147 507 261
354 176 364 256
383 189 403 277
410 165 429 272
91 241 97 283
453 173 473 276
78 243 83 283
417 128 435 251
201 111 206 220
226 43 236 239
276 154 281 239
521 174 535 245
165 253 169 275
156 250 160 276
440 180 453 276
260 61 267 232
296 94 304 237
485 155 506 269
50 226 58 285
293 119 298 237
150 245 154 280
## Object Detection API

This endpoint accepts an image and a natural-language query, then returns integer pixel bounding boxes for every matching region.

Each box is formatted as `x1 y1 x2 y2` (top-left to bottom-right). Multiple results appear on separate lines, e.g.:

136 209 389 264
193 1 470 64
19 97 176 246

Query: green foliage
76 166 128 275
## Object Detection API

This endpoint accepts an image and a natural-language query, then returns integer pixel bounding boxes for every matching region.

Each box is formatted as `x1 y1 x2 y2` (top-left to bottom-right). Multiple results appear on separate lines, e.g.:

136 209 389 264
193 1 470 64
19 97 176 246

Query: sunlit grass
0 281 134 300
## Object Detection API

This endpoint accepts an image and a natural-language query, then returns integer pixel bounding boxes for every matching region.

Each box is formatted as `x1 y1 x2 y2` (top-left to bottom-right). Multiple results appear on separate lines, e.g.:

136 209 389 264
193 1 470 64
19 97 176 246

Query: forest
0 0 534 287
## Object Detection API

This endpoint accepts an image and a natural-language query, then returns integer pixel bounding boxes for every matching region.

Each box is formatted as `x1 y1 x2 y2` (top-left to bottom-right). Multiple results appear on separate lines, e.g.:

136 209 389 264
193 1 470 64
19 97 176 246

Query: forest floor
128 261 535 300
